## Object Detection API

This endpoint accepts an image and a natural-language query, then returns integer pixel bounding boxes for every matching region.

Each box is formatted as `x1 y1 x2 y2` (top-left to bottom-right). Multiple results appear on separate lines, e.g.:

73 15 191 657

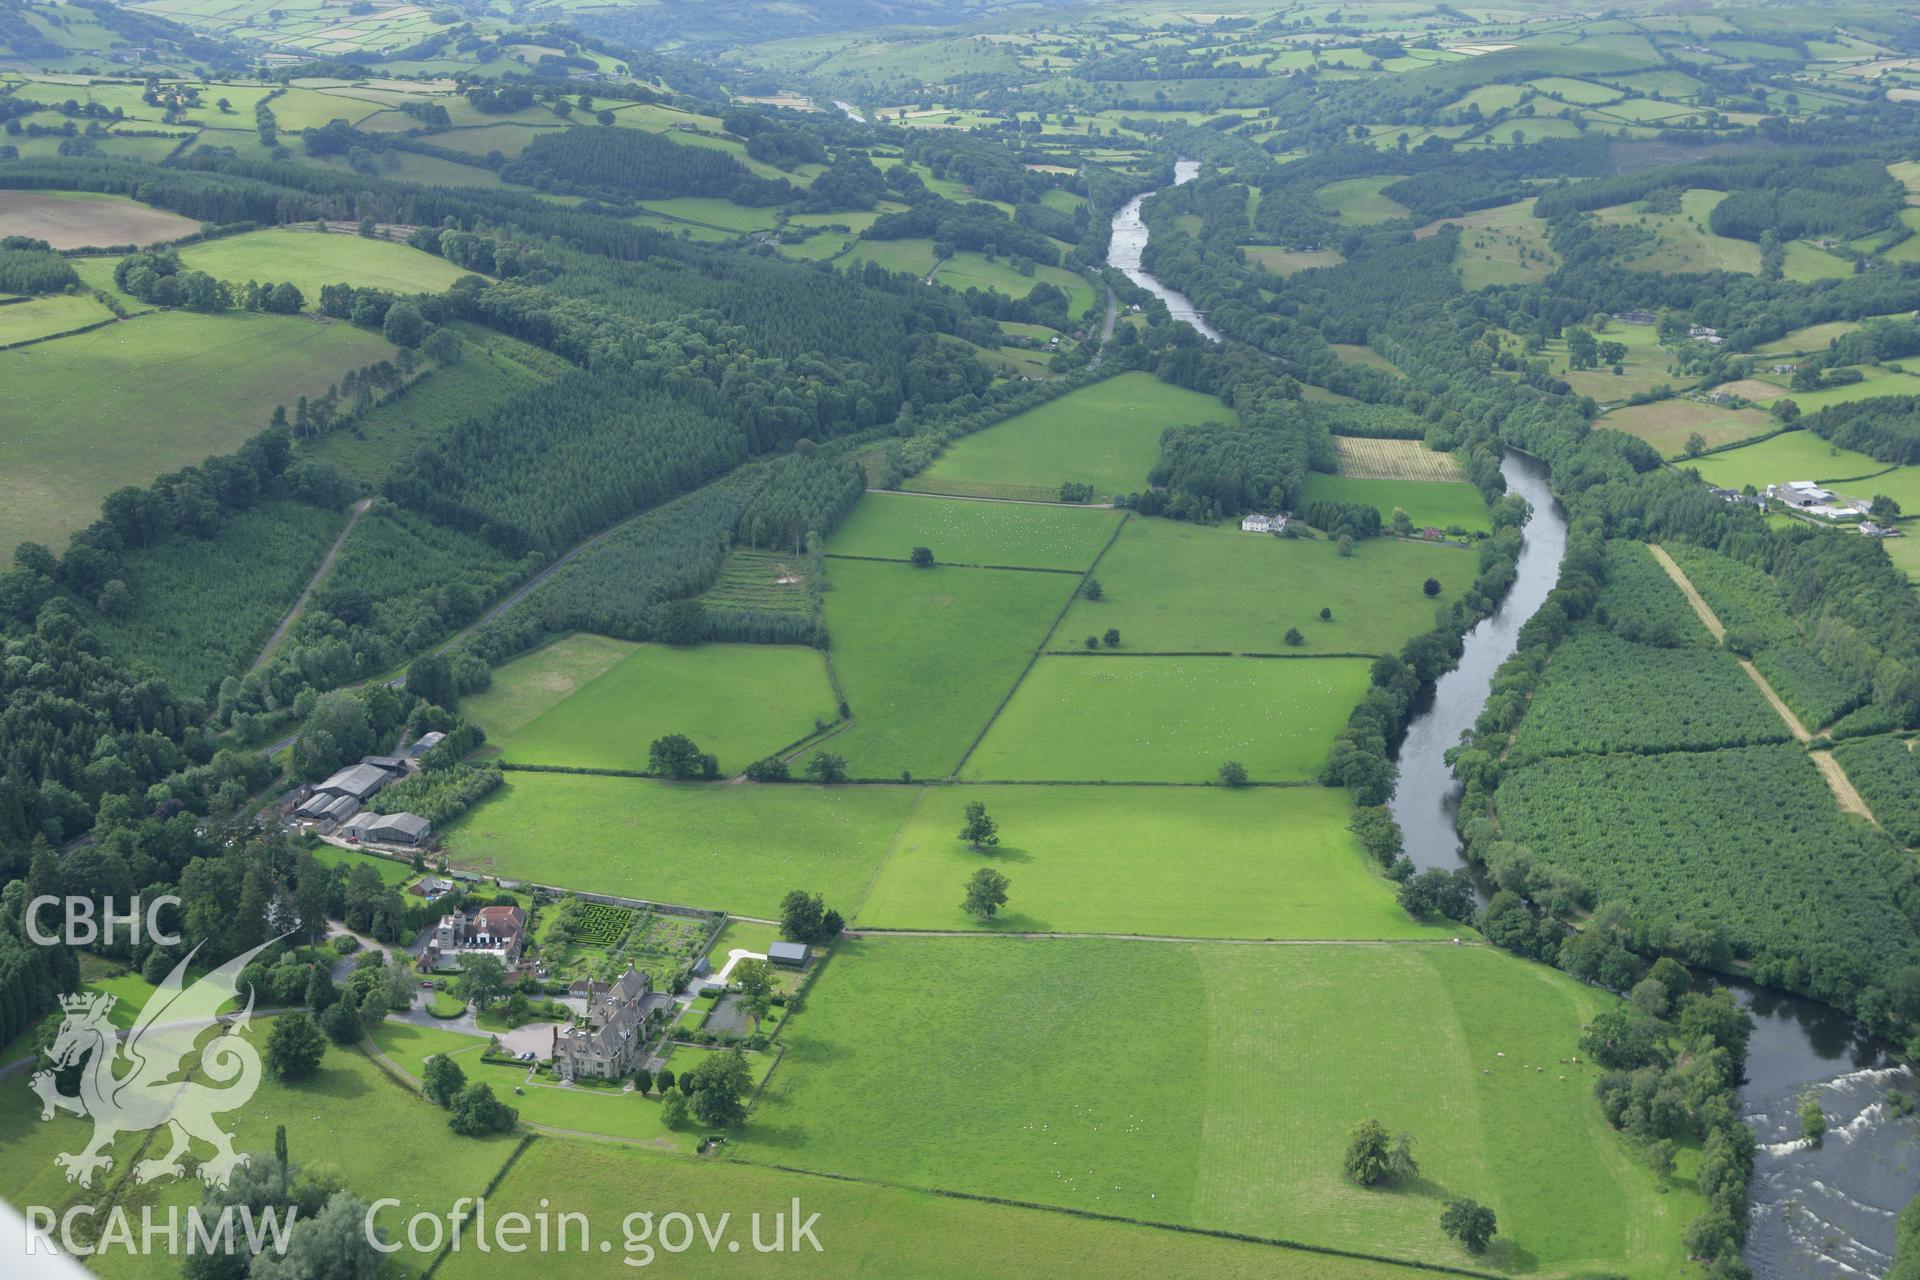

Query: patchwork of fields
473 638 840 774
904 372 1235 501
735 939 1693 1274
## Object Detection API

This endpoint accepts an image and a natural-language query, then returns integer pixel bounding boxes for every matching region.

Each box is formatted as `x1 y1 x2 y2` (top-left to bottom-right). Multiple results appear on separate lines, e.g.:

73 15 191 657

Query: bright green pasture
176 227 477 302
1055 518 1467 655
1302 474 1490 532
0 310 396 554
933 251 1096 322
0 292 113 344
444 772 919 915
312 844 416 887
1690 431 1888 490
1750 319 1881 356
906 372 1234 502
735 939 1697 1276
803 558 1076 780
1768 365 1920 412
636 196 779 231
856 784 1442 938
437 1137 1426 1280
462 632 637 737
842 236 940 276
963 655 1370 783
1314 176 1410 225
827 491 1122 569
482 641 838 774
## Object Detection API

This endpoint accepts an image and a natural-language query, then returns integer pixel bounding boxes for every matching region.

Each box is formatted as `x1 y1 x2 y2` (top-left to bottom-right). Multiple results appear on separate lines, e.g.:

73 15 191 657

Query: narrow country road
251 496 373 672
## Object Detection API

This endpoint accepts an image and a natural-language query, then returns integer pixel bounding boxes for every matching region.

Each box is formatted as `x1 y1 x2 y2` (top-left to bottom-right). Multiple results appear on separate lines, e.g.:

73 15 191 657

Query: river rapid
1110 164 1920 1279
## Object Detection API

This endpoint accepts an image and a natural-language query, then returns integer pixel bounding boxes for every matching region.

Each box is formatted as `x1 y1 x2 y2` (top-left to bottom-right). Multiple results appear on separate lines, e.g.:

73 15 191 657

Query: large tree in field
265 1012 327 1082
1439 1198 1497 1254
649 733 708 779
685 1050 754 1127
960 800 998 850
1342 1119 1391 1185
422 1053 466 1107
963 868 1009 919
449 1081 517 1136
453 953 507 1009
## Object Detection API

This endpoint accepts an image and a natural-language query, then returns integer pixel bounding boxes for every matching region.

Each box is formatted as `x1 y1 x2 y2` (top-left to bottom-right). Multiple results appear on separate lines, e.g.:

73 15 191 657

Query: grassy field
312 843 417 887
1750 318 1879 356
477 640 839 774
842 236 941 277
1548 320 1670 401
905 372 1234 502
175 227 477 303
0 187 200 248
933 251 1097 322
962 655 1371 782
1766 365 1920 413
0 1019 519 1277
735 938 1697 1275
0 291 114 345
827 492 1122 569
802 558 1077 780
0 310 396 554
1689 430 1888 490
1601 399 1776 457
1245 245 1344 276
1054 518 1468 655
856 784 1444 938
1331 436 1465 482
1314 176 1411 225
445 772 919 914
462 632 638 737
1592 188 1761 274
437 1137 1438 1280
1302 474 1491 532
1413 197 1558 288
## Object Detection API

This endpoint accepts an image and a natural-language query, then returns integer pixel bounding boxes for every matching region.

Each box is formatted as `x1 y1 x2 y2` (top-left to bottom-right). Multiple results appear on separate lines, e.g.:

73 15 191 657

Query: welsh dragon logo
31 939 279 1190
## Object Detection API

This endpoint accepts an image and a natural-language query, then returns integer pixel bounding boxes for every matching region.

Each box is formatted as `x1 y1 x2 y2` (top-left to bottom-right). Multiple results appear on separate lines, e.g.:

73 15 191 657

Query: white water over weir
1106 159 1223 343
1112 161 1920 1279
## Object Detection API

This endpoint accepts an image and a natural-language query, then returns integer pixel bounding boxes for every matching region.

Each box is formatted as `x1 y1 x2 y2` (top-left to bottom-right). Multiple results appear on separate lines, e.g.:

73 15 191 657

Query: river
1105 159 1223 343
1110 170 1920 1279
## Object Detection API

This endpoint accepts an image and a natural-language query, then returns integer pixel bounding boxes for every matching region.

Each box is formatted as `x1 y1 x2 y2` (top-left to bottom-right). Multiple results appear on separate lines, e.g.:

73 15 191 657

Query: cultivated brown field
0 189 200 249
1332 435 1466 481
